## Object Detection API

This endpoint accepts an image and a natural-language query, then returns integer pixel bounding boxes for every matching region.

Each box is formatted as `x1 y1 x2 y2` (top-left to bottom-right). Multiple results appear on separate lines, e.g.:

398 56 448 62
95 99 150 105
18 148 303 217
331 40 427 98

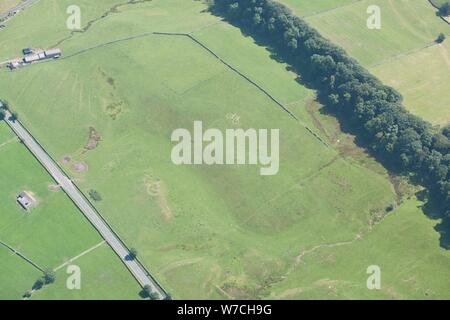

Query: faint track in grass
54 240 106 271
282 206 396 281
0 136 18 150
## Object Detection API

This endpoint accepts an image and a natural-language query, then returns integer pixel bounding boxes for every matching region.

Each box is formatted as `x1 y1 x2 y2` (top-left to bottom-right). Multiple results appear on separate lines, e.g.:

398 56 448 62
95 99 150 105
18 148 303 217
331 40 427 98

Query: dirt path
281 206 395 285
0 137 18 150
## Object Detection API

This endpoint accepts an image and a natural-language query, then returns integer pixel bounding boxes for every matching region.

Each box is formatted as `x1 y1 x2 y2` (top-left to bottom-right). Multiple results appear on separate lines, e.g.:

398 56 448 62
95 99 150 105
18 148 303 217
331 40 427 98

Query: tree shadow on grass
125 254 135 261
417 190 450 250
138 289 149 299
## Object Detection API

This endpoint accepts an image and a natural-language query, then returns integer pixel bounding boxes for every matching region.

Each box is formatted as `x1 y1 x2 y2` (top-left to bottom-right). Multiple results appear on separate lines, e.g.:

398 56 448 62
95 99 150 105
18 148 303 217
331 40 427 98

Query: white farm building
22 48 61 64
44 48 62 58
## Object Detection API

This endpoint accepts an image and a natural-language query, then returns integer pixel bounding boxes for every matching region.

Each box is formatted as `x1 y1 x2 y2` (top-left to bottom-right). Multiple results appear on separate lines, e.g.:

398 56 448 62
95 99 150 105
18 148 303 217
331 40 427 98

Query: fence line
58 31 330 147
0 239 44 273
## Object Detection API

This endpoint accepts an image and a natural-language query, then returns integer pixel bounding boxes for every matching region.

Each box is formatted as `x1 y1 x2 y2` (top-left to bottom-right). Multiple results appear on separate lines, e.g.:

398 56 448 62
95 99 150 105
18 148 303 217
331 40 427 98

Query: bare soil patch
160 257 204 274
48 184 61 192
61 155 72 165
144 175 173 220
72 162 88 173
84 127 101 151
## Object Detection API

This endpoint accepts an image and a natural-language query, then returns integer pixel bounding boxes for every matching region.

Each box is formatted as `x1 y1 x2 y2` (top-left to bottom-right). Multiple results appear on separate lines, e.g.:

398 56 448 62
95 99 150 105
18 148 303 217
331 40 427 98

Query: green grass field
0 122 140 299
0 249 42 300
0 0 449 299
268 198 450 299
32 244 140 300
278 0 450 125
193 22 310 105
0 33 396 299
371 40 450 126
0 0 130 61
302 0 449 66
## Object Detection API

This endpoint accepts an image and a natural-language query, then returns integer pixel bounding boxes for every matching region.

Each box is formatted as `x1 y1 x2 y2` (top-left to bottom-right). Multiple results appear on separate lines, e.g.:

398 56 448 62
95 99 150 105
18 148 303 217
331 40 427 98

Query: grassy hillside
0 0 398 298
0 0 449 299
268 198 450 299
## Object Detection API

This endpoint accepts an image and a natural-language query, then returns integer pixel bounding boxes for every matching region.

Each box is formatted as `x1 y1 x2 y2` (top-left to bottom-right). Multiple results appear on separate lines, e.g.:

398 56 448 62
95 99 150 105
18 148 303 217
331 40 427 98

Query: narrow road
0 0 40 22
3 109 165 299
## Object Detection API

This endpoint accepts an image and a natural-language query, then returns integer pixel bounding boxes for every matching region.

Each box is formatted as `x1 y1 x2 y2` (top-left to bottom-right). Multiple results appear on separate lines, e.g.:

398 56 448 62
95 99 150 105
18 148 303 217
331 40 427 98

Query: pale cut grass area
278 0 358 17
0 34 396 298
0 0 21 14
302 0 449 66
371 40 450 126
279 0 450 124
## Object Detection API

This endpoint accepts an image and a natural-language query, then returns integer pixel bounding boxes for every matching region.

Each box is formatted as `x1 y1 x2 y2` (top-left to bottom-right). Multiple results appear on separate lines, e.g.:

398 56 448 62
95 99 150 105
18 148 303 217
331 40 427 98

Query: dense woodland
212 0 450 215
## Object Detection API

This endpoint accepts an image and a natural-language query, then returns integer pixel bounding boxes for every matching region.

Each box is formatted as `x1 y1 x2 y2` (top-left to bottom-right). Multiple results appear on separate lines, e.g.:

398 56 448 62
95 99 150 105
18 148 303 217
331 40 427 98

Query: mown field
280 0 357 17
0 0 449 299
371 40 450 125
279 0 450 126
0 122 140 299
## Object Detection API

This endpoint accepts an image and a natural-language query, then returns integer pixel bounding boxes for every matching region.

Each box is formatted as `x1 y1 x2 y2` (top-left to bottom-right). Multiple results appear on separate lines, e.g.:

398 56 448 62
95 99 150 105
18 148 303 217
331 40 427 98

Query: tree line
212 0 450 215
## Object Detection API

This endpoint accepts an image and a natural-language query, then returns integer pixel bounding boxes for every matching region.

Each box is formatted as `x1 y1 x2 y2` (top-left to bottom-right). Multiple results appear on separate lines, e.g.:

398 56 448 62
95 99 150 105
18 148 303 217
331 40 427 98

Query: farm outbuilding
23 54 40 63
44 48 61 58
17 191 37 211
5 48 62 70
